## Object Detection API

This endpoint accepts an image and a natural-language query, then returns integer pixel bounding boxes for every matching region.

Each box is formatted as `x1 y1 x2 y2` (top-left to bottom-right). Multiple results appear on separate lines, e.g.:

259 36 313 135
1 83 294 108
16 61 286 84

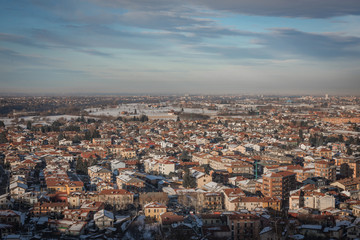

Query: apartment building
261 171 296 199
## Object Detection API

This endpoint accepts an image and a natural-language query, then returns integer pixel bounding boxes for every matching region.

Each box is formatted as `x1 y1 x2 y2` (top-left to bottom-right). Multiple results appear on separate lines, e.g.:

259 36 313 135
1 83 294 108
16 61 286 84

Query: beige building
191 170 212 189
88 165 112 183
144 202 167 221
98 189 134 210
222 188 246 211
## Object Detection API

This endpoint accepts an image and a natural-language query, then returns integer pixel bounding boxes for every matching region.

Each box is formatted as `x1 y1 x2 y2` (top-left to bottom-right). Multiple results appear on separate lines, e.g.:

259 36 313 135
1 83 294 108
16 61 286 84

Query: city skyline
1 0 360 95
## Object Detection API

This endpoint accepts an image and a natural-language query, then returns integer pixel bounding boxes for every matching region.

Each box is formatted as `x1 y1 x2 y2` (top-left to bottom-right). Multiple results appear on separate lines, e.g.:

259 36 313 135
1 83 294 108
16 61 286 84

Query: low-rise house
98 189 134 210
63 209 91 222
303 192 335 211
47 181 84 194
222 188 246 211
144 202 167 221
52 220 87 236
0 194 13 210
116 174 145 192
160 212 184 233
331 177 360 191
227 213 261 240
94 209 114 230
191 170 212 189
88 165 112 183
0 210 21 228
202 192 223 211
110 160 126 173
9 182 28 200
32 202 68 217
139 192 168 207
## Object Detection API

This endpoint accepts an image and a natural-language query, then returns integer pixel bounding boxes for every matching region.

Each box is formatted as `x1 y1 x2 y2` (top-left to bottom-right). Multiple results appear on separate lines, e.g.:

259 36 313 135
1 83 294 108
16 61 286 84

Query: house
139 192 168 207
160 212 184 233
227 213 261 240
191 170 212 189
331 177 360 191
158 160 175 176
88 165 112 183
63 209 91 222
144 202 167 221
0 194 13 210
94 209 114 230
202 192 223 211
46 181 84 194
116 174 145 192
53 220 87 236
110 160 126 173
98 189 134 210
32 202 68 217
9 182 28 200
0 210 21 228
222 188 246 211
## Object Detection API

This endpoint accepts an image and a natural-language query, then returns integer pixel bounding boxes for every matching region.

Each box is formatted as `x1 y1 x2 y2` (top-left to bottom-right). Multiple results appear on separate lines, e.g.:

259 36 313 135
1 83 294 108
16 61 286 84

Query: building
47 181 84 194
202 192 223 211
88 165 112 183
98 189 134 210
94 209 115 230
228 213 260 240
314 160 336 182
222 188 246 211
144 202 167 221
331 177 360 191
261 171 296 199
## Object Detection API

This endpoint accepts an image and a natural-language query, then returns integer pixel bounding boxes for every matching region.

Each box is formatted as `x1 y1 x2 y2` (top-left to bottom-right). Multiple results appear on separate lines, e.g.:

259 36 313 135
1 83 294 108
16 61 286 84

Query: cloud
262 28 360 59
89 0 360 18
78 49 114 57
0 48 60 65
192 0 360 18
0 33 44 48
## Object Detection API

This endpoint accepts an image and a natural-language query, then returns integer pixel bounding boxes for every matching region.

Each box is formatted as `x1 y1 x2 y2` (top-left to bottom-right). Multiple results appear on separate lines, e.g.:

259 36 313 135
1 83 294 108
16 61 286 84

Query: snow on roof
69 222 86 232
301 224 322 230
289 234 305 240
259 226 272 235
94 209 114 220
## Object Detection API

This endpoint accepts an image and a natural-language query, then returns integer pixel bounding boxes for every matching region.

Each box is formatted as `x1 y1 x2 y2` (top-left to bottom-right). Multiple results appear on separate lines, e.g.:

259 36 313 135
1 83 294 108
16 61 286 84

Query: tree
140 115 149 122
72 135 81 144
0 121 5 128
299 129 303 141
58 133 65 141
26 121 32 130
0 132 7 144
180 150 190 161
347 147 353 156
183 168 196 188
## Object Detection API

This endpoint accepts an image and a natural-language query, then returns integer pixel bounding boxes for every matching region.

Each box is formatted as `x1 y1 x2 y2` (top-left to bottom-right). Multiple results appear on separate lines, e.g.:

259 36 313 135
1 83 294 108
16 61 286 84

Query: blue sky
1 0 360 95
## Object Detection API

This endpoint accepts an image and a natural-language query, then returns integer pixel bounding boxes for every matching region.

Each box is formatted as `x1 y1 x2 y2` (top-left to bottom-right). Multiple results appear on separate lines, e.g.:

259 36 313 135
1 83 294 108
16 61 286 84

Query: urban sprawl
0 95 360 240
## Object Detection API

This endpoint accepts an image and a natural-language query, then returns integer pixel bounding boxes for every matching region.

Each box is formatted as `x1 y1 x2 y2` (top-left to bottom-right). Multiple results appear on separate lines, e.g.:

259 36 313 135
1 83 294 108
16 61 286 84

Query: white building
94 209 114 230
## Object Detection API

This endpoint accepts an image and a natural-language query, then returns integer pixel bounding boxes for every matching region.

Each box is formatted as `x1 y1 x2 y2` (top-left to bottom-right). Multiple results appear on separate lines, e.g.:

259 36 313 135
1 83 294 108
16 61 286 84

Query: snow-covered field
0 115 81 127
86 103 218 117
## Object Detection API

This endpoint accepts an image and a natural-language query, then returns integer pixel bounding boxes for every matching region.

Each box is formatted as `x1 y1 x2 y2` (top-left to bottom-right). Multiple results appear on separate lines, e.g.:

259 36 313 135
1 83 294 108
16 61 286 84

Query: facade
98 189 134 210
88 165 112 183
261 171 296 199
314 160 336 182
228 213 260 240
202 192 223 211
144 202 167 221
94 209 114 230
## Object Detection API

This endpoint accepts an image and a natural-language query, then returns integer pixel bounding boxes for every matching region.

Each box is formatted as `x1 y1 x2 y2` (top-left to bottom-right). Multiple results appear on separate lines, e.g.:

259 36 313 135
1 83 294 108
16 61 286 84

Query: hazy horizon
1 1 360 95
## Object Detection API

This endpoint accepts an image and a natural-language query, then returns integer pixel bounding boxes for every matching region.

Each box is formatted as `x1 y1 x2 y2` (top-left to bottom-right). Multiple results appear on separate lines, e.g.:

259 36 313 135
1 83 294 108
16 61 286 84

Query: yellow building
144 202 167 221
47 181 84 194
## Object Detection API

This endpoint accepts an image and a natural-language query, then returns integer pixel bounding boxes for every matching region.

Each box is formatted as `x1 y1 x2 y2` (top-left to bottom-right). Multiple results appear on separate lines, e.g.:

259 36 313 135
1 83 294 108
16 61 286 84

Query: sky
1 0 360 95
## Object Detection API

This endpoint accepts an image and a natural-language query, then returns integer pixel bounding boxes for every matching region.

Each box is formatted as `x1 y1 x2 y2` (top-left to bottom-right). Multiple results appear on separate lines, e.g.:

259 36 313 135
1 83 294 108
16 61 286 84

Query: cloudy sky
1 0 360 95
